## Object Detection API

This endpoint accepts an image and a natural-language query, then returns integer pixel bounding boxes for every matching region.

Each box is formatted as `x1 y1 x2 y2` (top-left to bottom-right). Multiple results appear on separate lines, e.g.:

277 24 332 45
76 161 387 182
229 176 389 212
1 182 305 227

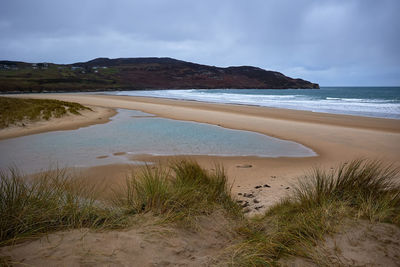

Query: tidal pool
0 109 316 173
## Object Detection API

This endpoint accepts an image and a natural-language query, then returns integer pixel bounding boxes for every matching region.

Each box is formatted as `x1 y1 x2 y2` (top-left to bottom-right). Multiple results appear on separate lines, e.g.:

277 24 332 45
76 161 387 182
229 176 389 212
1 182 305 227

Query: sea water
0 109 316 174
111 87 400 119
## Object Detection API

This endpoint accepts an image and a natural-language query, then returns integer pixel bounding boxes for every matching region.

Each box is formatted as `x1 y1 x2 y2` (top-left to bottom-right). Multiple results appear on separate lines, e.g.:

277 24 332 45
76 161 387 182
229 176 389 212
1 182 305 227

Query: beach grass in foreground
0 161 238 246
1 159 399 265
0 168 127 246
230 159 400 265
0 97 91 128
113 160 241 226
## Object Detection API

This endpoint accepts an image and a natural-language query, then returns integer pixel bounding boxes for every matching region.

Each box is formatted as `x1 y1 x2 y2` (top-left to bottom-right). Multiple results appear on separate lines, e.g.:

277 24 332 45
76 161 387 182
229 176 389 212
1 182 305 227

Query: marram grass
113 160 242 224
228 159 400 266
0 161 241 245
0 96 91 128
0 159 399 266
0 168 126 245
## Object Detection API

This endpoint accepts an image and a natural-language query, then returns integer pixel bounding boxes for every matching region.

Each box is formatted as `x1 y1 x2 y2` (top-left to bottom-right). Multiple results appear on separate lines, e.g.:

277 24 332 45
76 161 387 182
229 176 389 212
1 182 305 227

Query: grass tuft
0 168 126 245
113 161 241 225
294 159 400 224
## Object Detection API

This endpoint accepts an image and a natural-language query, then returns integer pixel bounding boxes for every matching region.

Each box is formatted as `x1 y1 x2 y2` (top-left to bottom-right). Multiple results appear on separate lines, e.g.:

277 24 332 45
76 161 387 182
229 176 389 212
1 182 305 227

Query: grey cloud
0 0 399 86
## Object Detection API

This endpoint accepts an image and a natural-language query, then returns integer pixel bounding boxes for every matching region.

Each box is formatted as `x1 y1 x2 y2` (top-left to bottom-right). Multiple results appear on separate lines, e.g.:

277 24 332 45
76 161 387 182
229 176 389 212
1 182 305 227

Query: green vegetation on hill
0 97 91 128
0 58 319 92
0 63 121 92
0 160 399 265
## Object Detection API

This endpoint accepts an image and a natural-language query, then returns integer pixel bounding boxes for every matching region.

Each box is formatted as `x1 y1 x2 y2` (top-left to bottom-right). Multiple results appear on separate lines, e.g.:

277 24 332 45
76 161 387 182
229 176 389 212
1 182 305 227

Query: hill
0 57 319 93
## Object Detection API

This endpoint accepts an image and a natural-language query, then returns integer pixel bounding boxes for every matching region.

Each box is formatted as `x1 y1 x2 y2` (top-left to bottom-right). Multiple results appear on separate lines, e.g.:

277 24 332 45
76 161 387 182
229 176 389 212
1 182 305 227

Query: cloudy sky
1 0 399 86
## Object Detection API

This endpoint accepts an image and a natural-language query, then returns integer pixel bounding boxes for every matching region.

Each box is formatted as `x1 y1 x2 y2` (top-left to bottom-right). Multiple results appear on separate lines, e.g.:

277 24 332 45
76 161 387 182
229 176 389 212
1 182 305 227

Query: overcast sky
1 0 399 86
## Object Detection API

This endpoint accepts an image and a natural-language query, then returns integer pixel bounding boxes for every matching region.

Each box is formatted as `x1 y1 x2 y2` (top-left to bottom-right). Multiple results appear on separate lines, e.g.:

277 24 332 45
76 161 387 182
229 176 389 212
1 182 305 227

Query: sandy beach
2 93 400 266
4 93 400 211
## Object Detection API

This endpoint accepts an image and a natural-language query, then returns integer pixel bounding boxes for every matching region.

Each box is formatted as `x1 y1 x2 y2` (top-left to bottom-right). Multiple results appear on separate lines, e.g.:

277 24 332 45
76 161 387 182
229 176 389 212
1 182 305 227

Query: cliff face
0 58 319 93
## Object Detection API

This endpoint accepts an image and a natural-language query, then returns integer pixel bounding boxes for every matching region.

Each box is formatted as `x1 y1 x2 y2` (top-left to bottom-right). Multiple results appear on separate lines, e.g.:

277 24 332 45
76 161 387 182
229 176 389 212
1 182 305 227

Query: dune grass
0 97 91 128
0 161 240 245
0 168 126 246
113 160 241 226
229 159 400 265
1 159 399 265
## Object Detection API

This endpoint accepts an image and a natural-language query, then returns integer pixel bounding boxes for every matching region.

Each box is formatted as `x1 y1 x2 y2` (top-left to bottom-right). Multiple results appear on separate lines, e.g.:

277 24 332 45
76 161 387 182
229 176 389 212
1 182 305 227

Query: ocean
111 87 400 120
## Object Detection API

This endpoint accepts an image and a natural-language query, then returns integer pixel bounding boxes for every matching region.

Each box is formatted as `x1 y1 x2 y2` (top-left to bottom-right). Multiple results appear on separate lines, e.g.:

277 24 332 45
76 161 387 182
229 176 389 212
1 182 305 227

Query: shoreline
7 93 400 132
121 94 400 133
105 91 400 121
4 93 400 210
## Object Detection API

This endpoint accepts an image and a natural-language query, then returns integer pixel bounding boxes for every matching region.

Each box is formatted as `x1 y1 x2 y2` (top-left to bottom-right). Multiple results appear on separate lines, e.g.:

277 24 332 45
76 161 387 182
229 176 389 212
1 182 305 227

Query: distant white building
0 64 17 70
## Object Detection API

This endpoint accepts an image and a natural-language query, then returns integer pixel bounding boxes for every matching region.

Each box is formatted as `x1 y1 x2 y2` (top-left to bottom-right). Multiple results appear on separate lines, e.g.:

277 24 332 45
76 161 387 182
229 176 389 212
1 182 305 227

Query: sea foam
111 87 400 119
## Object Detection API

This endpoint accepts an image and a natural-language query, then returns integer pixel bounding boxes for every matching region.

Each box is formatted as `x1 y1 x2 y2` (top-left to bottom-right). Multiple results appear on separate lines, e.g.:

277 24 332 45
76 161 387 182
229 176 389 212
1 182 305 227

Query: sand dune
0 104 116 140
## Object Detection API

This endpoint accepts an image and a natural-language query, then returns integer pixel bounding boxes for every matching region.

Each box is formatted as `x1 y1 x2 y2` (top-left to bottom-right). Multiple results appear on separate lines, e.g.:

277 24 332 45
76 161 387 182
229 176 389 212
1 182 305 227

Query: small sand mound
0 211 236 266
282 220 400 266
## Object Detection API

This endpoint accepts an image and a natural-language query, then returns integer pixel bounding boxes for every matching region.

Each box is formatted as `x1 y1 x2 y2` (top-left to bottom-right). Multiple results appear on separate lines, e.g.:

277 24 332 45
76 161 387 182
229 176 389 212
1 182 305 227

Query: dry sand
6 93 400 213
0 211 236 266
281 220 400 266
2 215 399 266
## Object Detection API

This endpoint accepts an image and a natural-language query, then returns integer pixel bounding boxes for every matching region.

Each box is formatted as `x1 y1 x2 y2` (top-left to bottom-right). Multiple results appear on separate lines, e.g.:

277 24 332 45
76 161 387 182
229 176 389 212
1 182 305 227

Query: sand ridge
0 212 236 266
0 105 116 140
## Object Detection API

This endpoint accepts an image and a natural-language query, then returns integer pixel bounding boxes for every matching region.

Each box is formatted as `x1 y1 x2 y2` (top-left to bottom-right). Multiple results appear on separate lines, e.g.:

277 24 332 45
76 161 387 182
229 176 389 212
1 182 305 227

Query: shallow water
0 109 316 173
